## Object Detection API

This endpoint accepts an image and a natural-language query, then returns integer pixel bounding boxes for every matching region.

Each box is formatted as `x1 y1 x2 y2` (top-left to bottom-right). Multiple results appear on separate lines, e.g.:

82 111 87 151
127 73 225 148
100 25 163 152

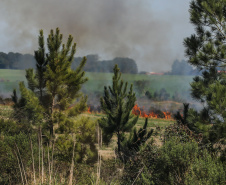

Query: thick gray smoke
0 0 193 72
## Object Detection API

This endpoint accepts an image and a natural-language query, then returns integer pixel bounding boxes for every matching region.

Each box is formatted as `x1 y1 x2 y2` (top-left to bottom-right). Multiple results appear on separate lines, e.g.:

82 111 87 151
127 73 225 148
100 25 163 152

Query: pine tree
99 64 138 155
183 0 226 142
44 28 88 137
13 28 88 138
34 29 47 102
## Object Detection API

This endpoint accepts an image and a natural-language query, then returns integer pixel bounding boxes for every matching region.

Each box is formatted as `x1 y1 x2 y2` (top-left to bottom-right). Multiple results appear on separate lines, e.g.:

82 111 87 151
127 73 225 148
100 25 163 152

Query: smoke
0 0 193 72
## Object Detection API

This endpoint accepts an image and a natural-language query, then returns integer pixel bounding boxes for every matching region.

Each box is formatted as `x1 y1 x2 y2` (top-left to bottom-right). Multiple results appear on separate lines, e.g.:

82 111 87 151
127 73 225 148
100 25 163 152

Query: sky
0 0 194 72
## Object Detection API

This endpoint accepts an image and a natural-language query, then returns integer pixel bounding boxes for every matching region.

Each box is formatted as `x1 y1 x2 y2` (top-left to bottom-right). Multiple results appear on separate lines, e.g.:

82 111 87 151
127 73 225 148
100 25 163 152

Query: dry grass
0 104 13 119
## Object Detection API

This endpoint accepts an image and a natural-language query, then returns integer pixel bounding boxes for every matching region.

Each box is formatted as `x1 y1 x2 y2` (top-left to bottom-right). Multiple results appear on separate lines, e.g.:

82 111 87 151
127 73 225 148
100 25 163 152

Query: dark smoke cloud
0 0 193 72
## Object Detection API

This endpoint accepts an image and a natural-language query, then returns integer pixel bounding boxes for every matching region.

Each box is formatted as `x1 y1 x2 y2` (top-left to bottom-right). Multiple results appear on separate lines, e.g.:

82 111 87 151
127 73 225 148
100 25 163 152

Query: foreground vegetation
0 110 225 184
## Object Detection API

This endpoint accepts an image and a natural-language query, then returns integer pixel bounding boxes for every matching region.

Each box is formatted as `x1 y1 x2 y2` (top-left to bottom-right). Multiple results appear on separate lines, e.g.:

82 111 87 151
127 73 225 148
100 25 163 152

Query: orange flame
132 104 172 119
132 104 141 116
163 111 172 119
87 107 91 114
148 112 158 119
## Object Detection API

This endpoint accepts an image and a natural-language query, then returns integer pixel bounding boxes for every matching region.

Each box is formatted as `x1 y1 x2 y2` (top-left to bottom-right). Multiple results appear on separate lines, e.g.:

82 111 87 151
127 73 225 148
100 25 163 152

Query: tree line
0 51 205 75
166 59 202 75
0 52 138 74
0 51 197 75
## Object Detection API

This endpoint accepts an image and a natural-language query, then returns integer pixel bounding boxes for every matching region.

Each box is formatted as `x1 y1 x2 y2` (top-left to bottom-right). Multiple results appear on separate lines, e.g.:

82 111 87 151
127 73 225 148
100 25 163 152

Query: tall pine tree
99 64 138 155
13 28 88 138
44 28 88 136
183 0 226 142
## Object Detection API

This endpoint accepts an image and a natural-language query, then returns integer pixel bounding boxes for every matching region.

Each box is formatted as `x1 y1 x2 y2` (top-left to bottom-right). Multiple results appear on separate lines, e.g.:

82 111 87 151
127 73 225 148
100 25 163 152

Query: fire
85 104 172 120
148 112 158 119
163 111 172 119
142 111 149 118
132 104 172 119
132 104 141 116
87 107 91 114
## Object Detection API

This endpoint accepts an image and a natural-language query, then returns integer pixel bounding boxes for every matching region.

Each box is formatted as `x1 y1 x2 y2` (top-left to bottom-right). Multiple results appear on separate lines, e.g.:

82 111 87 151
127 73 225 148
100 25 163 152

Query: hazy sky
0 0 194 72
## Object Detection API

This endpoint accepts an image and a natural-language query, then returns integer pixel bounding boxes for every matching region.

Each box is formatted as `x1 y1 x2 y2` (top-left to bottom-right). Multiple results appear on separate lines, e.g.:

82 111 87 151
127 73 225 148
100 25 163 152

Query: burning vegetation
132 104 172 119
86 104 173 120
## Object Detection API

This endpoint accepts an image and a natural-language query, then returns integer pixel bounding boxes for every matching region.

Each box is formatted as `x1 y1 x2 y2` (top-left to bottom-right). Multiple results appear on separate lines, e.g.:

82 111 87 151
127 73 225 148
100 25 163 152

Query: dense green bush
121 144 159 185
55 117 97 164
0 131 38 184
99 159 122 184
153 138 199 185
185 149 226 185
0 139 17 184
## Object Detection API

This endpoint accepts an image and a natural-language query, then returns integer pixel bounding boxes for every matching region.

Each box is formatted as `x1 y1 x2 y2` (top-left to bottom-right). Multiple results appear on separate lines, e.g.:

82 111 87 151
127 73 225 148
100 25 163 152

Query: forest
0 0 225 184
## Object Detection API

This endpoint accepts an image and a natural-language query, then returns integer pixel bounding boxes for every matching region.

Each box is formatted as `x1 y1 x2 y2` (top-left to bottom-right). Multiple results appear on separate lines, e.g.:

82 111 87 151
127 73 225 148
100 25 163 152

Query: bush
121 144 159 185
185 150 226 185
55 117 97 164
153 138 199 185
99 159 122 184
164 123 203 143
0 132 37 184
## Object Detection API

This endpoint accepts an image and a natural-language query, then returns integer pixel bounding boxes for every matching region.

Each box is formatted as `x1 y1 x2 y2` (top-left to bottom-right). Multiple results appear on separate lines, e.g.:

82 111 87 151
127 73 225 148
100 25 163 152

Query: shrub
55 117 97 164
185 150 226 185
153 138 199 185
164 123 203 144
121 144 159 185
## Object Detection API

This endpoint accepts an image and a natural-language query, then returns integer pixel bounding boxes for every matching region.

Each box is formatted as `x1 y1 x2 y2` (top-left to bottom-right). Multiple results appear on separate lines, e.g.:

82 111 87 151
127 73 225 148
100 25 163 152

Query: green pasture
84 72 193 96
0 69 26 95
0 69 193 98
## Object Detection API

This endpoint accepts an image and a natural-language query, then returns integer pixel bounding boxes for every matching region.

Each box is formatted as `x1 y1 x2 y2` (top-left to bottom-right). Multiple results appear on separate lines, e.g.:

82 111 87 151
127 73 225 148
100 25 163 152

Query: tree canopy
183 0 226 142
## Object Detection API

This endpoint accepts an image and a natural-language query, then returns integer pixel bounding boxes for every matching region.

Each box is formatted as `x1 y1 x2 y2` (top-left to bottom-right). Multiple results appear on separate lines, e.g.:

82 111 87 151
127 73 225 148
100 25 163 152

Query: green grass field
84 72 193 95
0 69 26 95
0 69 194 99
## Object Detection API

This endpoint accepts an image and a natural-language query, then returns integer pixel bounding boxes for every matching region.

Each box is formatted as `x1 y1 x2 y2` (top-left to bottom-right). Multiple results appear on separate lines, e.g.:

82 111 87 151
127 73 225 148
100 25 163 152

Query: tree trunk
48 144 51 184
50 121 53 137
41 129 44 184
100 129 102 148
15 150 24 185
50 96 55 137
38 128 41 180
15 143 28 185
50 141 55 184
30 136 36 184
69 137 76 185
97 124 100 148
117 132 121 154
